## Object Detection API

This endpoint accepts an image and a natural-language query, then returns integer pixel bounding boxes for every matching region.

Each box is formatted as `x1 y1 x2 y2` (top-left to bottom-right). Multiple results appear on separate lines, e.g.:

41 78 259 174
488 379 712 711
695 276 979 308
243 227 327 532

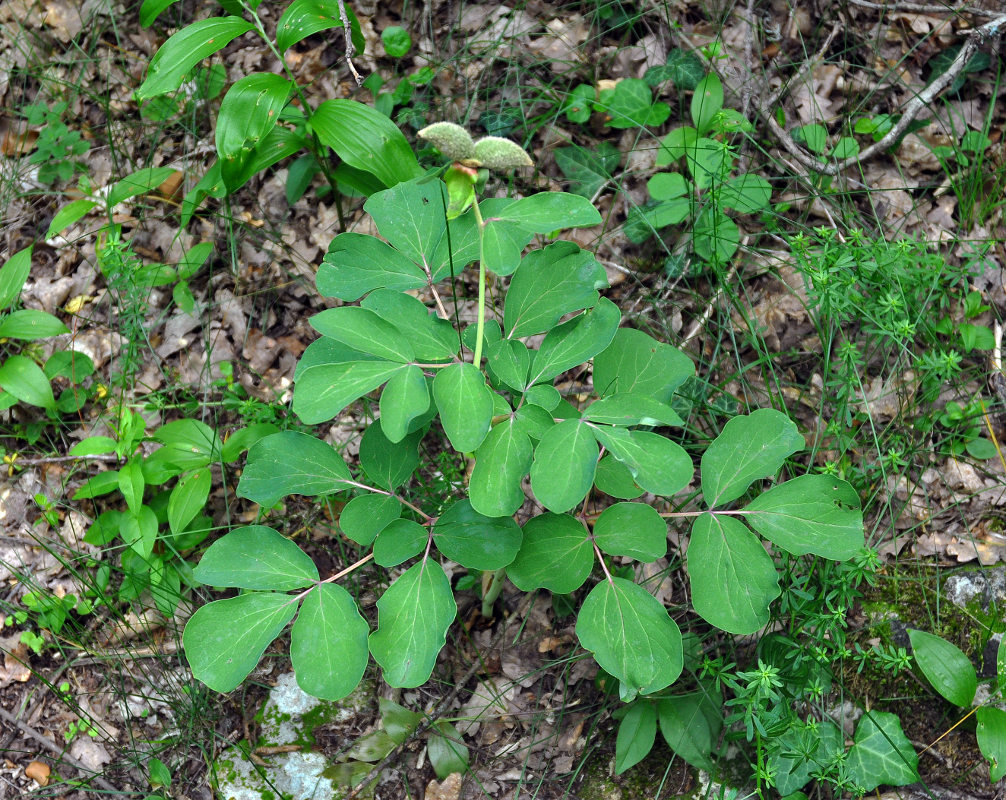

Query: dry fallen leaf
25 760 50 786
425 772 462 800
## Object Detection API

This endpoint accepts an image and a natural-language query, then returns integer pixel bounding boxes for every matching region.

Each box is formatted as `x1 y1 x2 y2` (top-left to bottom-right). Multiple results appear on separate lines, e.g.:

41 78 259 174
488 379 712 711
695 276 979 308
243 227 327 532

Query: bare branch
335 0 364 86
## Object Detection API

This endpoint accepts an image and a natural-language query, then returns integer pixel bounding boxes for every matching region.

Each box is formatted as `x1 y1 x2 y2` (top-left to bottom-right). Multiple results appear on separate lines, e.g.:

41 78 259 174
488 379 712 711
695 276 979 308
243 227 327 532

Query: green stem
481 568 505 617
471 196 487 369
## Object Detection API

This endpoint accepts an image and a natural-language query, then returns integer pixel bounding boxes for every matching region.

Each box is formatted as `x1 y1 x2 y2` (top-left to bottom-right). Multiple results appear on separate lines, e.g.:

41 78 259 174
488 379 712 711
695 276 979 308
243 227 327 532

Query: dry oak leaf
426 772 463 800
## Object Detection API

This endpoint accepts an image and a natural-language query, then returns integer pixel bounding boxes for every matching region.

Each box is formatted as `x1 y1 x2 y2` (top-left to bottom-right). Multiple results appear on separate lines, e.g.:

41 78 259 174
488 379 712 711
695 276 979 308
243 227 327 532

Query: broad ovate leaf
743 474 863 560
433 499 522 570
530 419 598 513
593 328 694 401
194 525 319 590
977 707 1006 782
593 502 667 561
369 560 456 688
688 513 779 634
340 493 401 546
469 417 532 517
433 362 493 453
908 629 976 707
184 593 296 692
238 431 354 507
507 513 592 594
590 426 692 497
291 584 370 700
701 409 804 507
576 577 683 701
615 701 657 774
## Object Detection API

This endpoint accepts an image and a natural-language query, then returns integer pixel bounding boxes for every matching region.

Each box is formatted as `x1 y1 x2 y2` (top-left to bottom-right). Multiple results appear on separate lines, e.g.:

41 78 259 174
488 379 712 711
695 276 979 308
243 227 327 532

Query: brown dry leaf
42 0 82 41
0 633 32 686
1 124 37 156
425 772 462 800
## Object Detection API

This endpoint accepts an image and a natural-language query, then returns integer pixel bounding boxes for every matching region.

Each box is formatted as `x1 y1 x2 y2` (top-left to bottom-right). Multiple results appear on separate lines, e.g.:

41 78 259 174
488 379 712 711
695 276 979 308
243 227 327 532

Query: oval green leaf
340 493 401 546
432 362 493 453
507 513 592 594
291 583 370 700
194 525 319 590
530 419 598 513
0 355 55 410
237 431 354 508
433 499 522 570
908 628 977 707
593 502 667 561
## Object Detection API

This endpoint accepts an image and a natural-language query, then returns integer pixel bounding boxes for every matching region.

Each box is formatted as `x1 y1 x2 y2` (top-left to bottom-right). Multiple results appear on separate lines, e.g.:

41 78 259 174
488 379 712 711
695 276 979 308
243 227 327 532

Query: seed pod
473 136 533 169
417 121 475 162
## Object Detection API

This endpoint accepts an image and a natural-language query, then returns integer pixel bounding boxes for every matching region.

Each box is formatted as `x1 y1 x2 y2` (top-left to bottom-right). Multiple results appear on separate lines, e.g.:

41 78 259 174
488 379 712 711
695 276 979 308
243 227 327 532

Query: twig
0 705 120 793
4 453 121 468
764 23 842 110
345 592 536 798
847 0 1004 19
335 0 363 86
751 13 1006 176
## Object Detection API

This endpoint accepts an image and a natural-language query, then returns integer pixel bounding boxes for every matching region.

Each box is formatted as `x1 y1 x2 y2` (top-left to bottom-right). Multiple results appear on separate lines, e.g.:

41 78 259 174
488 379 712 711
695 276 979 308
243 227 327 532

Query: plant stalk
471 196 487 368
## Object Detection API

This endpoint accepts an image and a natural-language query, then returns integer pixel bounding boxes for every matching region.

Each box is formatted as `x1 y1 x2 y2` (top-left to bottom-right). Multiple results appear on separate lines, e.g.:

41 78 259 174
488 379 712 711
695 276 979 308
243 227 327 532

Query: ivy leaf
645 49 705 91
577 578 683 701
907 629 976 707
193 525 319 590
340 494 401 546
433 499 522 570
846 711 919 791
590 426 693 497
554 143 621 199
506 513 592 594
701 409 804 507
597 79 669 129
433 362 494 452
317 233 427 301
529 298 621 386
183 593 297 692
469 418 532 517
593 328 694 401
615 701 656 774
593 502 666 561
135 17 255 100
294 360 404 425
530 419 598 513
688 514 779 634
238 431 354 508
290 584 370 700
369 560 457 688
504 242 606 339
743 475 863 560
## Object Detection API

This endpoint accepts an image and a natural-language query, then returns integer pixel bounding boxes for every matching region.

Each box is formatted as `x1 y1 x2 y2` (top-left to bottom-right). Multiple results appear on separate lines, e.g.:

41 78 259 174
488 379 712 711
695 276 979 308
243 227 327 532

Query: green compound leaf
847 711 919 791
576 577 683 701
0 247 32 310
590 426 693 497
277 0 364 54
135 17 255 100
362 289 458 363
593 502 667 561
718 174 772 213
657 691 721 771
193 525 319 590
373 518 428 568
433 499 522 570
581 393 684 427
379 365 430 444
364 177 450 273
701 409 804 507
554 143 621 199
291 583 370 700
977 706 1006 782
469 418 532 518
433 362 494 453
688 513 779 635
593 327 694 401
293 360 404 425
507 513 592 594
0 355 55 410
311 307 415 362
0 310 69 340
340 493 401 546
183 592 297 693
310 99 422 188
743 474 864 560
359 424 422 492
494 191 602 234
693 206 739 263
504 242 606 339
529 297 621 386
318 233 427 301
908 629 977 707
216 73 292 187
369 559 456 688
615 701 657 774
594 455 643 499
167 467 211 536
530 419 598 513
238 431 354 508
